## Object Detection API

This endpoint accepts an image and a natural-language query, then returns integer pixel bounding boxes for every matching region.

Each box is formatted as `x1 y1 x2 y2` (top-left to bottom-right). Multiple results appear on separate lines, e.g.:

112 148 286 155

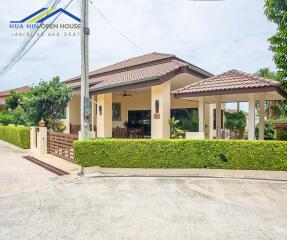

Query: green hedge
74 139 287 170
0 126 30 149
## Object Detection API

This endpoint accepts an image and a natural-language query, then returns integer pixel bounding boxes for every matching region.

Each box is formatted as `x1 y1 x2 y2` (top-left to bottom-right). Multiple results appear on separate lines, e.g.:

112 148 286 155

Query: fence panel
48 131 78 162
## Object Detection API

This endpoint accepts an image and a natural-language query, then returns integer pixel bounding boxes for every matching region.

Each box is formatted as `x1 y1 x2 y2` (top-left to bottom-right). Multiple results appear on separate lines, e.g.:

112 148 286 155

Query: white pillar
30 127 47 155
65 104 70 134
30 127 37 151
248 94 255 140
209 104 215 139
151 81 171 139
237 102 240 112
259 94 265 140
96 93 112 138
198 97 205 133
216 96 222 139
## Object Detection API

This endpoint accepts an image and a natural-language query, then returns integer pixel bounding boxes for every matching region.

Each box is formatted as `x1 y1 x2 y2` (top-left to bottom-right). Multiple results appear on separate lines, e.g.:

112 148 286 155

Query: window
112 103 121 121
128 110 151 136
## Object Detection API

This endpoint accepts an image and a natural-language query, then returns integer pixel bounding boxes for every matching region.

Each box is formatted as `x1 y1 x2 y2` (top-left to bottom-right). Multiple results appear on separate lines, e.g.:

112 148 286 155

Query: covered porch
65 72 214 139
62 52 215 139
173 70 287 140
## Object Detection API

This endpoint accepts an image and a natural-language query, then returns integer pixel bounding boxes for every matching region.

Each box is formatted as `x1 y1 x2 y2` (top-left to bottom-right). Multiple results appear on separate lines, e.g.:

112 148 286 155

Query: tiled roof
172 69 282 96
64 52 212 91
0 86 30 106
92 52 175 75
89 59 189 91
0 86 30 97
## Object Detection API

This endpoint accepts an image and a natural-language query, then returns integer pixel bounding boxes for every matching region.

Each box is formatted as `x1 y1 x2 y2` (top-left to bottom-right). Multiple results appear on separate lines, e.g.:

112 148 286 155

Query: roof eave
88 76 159 95
173 86 287 99
88 66 203 95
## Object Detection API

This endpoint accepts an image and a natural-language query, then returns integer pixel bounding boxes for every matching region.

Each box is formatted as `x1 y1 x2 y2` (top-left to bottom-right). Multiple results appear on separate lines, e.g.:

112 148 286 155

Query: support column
259 93 265 140
216 96 222 139
198 97 205 133
248 94 255 140
237 102 240 112
209 104 215 139
151 81 171 139
96 93 112 138
64 104 70 134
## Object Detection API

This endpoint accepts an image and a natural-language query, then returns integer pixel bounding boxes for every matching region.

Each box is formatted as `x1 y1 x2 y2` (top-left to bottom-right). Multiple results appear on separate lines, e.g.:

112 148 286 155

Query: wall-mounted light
99 105 102 116
155 100 159 113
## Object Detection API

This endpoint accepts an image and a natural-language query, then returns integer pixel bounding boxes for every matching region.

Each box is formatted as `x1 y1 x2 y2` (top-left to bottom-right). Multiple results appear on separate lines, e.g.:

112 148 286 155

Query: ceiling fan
122 91 132 97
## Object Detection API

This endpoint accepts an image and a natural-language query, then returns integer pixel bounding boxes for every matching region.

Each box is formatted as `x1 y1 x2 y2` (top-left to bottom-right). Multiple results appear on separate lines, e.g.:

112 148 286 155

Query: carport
172 69 287 140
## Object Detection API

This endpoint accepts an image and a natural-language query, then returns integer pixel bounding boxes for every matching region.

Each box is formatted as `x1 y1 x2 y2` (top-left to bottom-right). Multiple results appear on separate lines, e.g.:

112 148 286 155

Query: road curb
82 166 287 181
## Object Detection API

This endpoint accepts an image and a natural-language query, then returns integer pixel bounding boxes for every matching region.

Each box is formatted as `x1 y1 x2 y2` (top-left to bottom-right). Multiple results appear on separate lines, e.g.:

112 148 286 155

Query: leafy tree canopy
265 0 287 77
21 76 72 130
4 91 23 110
224 111 247 131
256 68 287 119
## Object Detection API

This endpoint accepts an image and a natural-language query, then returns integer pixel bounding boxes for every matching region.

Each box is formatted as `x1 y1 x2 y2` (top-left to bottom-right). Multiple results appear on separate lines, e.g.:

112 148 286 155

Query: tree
169 117 185 139
224 111 247 139
255 120 275 140
4 91 23 110
256 68 287 119
22 77 72 130
265 0 287 77
0 111 12 126
181 109 199 132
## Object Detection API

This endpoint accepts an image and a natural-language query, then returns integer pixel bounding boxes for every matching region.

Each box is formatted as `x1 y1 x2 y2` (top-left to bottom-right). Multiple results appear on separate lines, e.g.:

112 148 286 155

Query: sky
0 0 277 98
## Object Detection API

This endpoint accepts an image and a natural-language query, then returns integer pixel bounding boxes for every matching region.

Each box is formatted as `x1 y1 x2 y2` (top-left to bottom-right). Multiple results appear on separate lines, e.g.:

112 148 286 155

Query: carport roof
172 69 287 99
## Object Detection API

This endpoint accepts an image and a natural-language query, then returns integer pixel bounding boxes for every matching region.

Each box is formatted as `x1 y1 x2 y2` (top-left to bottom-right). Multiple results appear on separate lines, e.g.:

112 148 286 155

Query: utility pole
80 0 90 140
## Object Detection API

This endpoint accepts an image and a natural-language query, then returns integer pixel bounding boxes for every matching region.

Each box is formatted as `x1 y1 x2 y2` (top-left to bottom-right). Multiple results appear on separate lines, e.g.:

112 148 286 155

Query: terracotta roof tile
64 52 212 91
172 69 281 96
92 52 175 75
89 59 188 91
0 86 30 97
0 86 30 106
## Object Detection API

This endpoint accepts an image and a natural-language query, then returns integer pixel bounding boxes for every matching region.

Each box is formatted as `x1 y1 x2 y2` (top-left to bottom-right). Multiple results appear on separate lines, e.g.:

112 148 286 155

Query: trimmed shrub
74 139 287 171
0 126 30 149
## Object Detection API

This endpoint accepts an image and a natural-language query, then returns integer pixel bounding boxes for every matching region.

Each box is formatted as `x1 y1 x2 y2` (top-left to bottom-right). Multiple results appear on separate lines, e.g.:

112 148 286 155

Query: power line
3 0 75 76
1 0 55 74
0 0 66 77
0 0 61 76
91 3 142 51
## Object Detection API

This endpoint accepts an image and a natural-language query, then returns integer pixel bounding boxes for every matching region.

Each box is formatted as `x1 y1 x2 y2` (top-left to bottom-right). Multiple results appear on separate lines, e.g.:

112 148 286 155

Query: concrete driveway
0 140 56 196
0 140 287 240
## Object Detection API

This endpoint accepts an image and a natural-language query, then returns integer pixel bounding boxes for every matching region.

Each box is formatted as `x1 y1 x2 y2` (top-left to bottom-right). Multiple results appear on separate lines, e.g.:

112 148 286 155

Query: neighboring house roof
64 52 213 93
0 86 30 106
172 69 287 98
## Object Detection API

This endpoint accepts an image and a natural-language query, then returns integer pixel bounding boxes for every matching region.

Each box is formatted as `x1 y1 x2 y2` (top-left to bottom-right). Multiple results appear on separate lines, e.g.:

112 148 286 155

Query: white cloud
0 0 277 91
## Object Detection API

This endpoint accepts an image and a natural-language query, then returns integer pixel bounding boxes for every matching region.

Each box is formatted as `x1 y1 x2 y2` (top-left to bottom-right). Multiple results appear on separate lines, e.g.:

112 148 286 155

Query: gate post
38 127 47 155
30 127 37 152
30 127 47 155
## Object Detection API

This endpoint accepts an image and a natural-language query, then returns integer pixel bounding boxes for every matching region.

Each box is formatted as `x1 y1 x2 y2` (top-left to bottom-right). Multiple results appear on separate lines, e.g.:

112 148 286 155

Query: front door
128 110 151 137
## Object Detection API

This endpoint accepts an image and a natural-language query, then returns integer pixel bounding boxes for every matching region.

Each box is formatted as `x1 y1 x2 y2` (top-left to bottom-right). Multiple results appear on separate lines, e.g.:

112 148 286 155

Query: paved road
0 140 56 197
0 141 287 240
